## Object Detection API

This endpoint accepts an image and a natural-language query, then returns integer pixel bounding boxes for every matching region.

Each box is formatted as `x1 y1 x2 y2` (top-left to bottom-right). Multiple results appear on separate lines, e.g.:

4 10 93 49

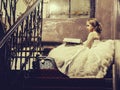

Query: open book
63 38 82 45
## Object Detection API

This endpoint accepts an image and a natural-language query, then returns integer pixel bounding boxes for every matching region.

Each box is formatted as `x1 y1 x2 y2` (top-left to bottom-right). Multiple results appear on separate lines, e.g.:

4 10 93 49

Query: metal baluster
19 21 24 69
33 8 37 61
13 0 16 23
29 12 33 69
9 0 12 25
39 0 43 55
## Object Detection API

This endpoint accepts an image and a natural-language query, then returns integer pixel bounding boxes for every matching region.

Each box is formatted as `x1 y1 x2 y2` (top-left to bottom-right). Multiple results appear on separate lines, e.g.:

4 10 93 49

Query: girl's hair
87 18 102 34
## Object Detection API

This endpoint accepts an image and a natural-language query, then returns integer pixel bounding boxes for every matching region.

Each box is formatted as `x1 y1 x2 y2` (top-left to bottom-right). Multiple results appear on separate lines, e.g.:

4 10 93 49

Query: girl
48 18 114 78
83 18 102 48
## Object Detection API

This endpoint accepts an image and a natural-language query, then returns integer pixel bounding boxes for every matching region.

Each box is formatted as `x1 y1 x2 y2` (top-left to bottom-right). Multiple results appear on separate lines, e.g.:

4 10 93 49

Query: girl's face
86 21 94 32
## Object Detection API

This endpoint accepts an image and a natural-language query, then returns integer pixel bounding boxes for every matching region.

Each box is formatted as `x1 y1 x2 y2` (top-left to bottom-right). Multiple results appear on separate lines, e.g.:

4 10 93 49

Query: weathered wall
42 0 115 42
114 0 120 89
116 0 120 39
42 18 88 42
95 0 115 39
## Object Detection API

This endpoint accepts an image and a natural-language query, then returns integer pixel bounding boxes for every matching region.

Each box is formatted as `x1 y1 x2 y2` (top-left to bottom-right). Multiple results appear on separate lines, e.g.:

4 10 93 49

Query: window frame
43 0 95 18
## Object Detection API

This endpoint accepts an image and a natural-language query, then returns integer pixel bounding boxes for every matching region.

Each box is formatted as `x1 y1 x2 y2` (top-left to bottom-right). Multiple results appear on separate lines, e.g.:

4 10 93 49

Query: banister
0 0 42 48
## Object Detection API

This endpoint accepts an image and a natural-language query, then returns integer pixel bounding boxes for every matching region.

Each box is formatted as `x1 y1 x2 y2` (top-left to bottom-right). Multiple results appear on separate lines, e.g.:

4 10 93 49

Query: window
43 0 95 18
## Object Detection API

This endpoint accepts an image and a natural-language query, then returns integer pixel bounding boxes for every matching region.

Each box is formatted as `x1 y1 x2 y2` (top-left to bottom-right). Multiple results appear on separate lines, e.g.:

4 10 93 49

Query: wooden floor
2 70 113 90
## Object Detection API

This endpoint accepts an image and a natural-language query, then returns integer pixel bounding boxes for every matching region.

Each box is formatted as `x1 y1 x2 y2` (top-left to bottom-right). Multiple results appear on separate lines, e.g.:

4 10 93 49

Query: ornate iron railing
0 0 43 70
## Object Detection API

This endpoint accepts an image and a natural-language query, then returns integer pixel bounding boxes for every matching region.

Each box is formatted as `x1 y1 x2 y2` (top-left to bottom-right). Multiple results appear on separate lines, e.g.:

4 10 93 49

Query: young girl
83 18 102 48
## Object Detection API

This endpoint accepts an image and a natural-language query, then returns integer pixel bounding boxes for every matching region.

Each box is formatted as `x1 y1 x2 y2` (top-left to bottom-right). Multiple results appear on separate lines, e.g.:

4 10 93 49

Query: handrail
0 0 41 48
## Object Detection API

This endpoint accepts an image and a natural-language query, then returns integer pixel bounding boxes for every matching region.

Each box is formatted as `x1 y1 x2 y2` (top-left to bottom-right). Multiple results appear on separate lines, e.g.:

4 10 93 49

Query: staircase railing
0 0 43 70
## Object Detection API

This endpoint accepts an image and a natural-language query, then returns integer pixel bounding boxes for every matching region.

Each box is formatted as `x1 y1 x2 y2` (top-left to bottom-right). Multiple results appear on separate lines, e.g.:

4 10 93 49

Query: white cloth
48 40 114 78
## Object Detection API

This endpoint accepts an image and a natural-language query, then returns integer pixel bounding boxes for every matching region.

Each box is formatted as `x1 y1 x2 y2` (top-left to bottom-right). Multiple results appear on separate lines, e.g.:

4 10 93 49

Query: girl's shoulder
90 31 98 34
90 31 100 36
89 31 100 39
88 32 96 37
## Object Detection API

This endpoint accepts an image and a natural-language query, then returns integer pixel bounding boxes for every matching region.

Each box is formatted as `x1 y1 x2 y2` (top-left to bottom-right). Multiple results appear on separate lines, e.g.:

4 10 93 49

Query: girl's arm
83 32 95 48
